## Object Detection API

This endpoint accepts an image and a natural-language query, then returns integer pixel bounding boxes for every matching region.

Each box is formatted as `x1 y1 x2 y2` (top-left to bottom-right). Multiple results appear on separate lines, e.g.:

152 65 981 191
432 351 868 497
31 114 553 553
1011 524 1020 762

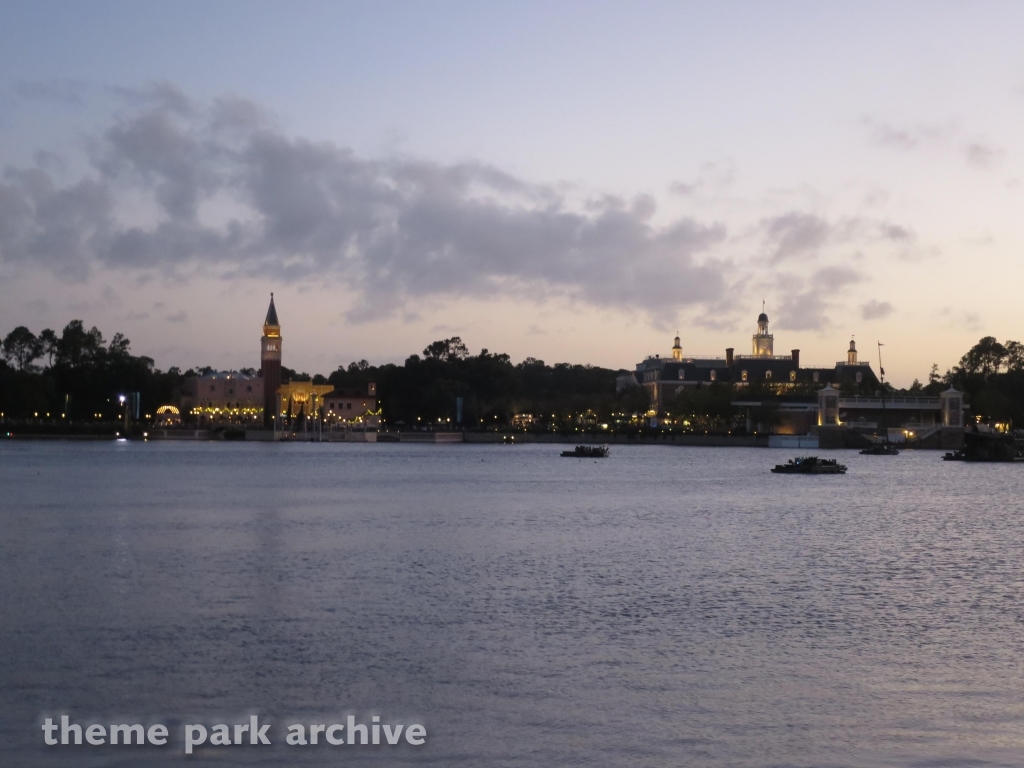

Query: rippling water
3 441 1024 767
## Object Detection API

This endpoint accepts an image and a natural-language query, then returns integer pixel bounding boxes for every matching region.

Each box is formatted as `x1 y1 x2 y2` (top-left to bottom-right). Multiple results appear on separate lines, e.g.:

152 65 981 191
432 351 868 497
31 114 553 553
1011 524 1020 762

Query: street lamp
119 395 128 435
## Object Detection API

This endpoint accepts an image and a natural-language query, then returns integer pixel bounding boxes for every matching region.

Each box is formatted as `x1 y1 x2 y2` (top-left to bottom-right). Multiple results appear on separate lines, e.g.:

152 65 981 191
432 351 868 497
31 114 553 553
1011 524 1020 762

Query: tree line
320 337 648 428
1 322 179 421
3 322 1023 429
937 336 1024 426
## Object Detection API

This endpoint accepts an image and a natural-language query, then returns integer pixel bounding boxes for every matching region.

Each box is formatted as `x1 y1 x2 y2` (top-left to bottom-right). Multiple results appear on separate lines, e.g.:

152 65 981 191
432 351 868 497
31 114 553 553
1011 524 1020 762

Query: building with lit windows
620 307 962 442
278 380 336 418
319 383 380 428
177 295 378 427
180 371 264 423
623 309 879 409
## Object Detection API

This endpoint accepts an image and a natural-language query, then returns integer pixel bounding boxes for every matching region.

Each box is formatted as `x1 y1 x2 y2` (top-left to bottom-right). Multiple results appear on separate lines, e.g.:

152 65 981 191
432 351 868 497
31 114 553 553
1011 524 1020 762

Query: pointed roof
264 293 279 327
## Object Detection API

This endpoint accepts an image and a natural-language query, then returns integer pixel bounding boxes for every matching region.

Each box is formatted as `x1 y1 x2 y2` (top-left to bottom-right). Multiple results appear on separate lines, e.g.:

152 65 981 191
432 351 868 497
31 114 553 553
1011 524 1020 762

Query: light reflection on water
3 441 1024 767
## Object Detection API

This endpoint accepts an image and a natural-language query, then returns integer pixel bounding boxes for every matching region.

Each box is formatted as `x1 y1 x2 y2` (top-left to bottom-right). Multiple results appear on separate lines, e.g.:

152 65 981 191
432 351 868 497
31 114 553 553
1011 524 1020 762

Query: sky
1 1 1023 386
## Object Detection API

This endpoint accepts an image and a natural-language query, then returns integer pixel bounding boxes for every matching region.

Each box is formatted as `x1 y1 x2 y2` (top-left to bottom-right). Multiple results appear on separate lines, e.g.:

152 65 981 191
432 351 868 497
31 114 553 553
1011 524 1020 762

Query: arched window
678 369 685 380
741 370 748 382
765 370 772 380
790 370 796 382
856 372 863 383
710 370 717 382
813 372 820 383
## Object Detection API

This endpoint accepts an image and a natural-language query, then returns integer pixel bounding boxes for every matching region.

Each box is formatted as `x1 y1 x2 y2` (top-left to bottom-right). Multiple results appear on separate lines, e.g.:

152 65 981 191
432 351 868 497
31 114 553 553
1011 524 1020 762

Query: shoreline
1 430 954 449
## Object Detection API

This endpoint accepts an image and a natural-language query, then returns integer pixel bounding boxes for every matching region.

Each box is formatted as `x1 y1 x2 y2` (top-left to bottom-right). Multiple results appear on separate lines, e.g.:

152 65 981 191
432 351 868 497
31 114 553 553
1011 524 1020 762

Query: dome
757 312 768 323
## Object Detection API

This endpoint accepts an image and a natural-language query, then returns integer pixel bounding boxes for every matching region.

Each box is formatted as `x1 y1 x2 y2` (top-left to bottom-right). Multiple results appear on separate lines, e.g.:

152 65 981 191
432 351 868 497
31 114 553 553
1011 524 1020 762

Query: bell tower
847 338 858 365
752 303 773 357
672 333 682 361
261 293 282 428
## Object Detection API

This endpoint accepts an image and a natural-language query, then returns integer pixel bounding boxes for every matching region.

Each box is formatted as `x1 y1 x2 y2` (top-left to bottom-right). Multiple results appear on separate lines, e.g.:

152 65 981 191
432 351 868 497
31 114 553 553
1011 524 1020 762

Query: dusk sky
2 1 1023 385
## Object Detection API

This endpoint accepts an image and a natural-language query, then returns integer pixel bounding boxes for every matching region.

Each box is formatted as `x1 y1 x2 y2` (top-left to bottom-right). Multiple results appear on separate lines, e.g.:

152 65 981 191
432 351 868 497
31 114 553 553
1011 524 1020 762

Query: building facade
180 371 265 423
278 380 336 418
319 383 380 428
623 310 879 411
177 294 377 428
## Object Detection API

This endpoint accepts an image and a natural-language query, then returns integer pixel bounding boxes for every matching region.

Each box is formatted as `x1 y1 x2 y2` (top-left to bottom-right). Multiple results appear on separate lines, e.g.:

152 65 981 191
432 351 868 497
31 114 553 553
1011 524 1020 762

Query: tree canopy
4 322 1024 430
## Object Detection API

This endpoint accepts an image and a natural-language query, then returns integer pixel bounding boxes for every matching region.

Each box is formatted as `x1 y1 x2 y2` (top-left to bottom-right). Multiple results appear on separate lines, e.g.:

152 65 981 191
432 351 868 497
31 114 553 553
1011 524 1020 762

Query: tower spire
264 293 280 331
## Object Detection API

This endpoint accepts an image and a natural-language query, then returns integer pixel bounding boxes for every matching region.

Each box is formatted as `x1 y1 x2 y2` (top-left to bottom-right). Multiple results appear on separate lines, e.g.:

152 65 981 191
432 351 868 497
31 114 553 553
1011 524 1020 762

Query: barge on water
561 445 609 458
861 442 900 456
771 456 847 475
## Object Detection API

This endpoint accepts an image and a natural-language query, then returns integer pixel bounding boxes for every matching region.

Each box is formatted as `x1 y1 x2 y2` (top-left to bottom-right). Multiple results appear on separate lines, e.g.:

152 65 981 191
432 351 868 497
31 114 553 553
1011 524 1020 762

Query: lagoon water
3 441 1024 767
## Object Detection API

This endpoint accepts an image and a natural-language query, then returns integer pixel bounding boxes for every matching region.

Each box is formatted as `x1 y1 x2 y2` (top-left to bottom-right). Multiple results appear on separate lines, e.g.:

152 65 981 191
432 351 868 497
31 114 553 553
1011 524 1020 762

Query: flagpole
877 342 887 443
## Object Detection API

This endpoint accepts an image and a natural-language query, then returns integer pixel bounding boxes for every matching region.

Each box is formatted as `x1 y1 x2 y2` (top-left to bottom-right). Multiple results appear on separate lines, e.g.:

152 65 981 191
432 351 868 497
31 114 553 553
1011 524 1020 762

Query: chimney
725 347 734 366
791 349 800 369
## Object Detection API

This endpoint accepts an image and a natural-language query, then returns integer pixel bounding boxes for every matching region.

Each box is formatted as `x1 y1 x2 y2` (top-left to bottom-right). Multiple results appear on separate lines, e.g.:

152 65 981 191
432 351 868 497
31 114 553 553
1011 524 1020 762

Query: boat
861 442 900 456
561 445 609 458
771 456 847 474
942 450 965 461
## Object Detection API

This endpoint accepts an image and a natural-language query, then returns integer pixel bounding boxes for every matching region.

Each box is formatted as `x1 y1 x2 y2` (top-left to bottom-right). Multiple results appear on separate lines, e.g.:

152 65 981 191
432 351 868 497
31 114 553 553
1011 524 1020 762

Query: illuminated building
180 371 264 423
278 380 335 418
260 294 282 428
319 383 380 427
174 294 380 429
622 308 879 410
752 307 773 356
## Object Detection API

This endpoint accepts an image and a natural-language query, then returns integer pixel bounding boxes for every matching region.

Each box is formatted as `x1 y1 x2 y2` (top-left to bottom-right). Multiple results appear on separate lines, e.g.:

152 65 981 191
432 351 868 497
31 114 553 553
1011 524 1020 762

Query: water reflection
2 442 1024 767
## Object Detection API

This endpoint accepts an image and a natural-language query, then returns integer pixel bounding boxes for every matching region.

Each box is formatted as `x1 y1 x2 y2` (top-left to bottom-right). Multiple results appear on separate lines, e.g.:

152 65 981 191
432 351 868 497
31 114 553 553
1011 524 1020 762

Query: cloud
166 311 187 323
758 211 923 266
668 160 736 197
964 142 1004 168
861 299 894 320
762 212 830 262
878 222 913 242
937 306 983 333
0 89 730 324
810 266 865 292
862 118 949 150
862 117 1003 170
962 312 982 332
774 291 830 331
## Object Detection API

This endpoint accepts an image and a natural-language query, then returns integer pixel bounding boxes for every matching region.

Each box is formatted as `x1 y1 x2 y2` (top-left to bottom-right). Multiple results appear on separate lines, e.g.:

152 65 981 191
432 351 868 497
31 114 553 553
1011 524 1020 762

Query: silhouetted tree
2 326 42 371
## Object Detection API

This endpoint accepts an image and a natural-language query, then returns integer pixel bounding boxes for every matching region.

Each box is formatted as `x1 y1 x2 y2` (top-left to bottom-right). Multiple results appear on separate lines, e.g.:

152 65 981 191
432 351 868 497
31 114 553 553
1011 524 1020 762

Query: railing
733 354 794 360
837 397 941 408
835 361 871 367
